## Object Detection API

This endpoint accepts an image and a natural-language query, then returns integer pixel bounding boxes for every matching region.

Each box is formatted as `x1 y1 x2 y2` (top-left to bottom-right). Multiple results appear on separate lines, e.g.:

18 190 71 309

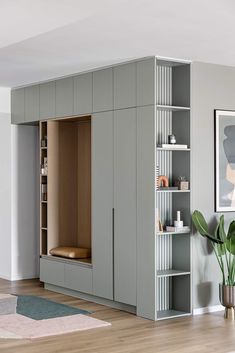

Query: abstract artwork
215 110 235 212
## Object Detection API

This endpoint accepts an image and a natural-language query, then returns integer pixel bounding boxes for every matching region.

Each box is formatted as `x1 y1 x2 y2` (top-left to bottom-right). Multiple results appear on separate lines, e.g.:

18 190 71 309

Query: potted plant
192 210 235 320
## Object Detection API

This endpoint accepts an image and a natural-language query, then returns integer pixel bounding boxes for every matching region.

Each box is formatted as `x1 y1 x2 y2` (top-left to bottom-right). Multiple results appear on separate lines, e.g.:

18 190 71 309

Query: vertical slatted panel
156 63 173 312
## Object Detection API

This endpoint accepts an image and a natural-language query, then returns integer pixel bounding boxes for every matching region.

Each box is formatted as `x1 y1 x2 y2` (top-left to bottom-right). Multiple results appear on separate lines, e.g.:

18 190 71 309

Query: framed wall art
215 109 235 212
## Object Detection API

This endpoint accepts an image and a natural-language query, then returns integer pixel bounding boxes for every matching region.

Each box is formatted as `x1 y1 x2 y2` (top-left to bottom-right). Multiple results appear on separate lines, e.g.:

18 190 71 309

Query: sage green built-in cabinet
11 56 191 322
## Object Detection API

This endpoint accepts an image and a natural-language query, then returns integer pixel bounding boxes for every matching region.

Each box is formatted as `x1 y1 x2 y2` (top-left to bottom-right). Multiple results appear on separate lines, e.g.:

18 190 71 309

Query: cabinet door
55 77 73 117
114 62 136 109
137 58 155 106
64 264 92 294
92 112 113 300
93 68 113 112
74 73 92 115
114 108 137 306
40 258 64 287
39 81 56 120
11 88 25 124
25 85 40 122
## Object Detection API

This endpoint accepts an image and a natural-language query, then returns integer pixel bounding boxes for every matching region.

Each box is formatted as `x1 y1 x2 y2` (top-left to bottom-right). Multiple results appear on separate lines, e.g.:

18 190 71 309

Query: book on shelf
158 144 188 149
165 226 190 233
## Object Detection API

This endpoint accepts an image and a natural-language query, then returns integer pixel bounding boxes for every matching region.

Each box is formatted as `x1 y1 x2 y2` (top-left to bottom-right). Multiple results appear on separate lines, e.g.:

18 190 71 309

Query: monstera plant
192 210 235 319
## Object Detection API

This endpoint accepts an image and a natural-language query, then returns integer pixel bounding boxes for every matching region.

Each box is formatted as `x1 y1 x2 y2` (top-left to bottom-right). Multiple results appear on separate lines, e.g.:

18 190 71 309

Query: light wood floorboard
0 278 233 353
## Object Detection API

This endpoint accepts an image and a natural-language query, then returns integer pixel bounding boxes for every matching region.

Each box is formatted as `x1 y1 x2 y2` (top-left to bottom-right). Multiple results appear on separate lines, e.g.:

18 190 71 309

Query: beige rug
0 313 110 339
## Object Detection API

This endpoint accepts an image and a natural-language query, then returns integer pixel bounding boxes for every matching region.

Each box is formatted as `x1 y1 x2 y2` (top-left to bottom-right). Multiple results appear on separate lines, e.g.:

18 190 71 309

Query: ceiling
1 0 235 87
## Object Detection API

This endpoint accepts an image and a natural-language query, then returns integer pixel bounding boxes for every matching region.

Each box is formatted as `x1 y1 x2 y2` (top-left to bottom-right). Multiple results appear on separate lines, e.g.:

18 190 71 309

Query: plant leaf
217 243 226 256
227 221 235 240
219 215 227 242
192 210 209 236
226 237 235 255
192 210 223 244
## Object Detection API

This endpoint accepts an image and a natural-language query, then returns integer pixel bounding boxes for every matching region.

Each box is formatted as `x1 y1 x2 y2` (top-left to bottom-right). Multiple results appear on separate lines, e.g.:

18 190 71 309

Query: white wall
11 125 39 280
0 87 39 280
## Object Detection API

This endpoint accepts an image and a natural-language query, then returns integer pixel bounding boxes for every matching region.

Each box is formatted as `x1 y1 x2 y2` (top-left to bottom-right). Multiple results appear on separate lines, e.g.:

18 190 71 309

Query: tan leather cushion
49 247 91 259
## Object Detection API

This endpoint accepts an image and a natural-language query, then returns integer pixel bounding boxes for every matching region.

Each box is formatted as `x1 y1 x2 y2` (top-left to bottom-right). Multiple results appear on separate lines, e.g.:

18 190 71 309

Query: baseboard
10 274 38 281
193 305 224 315
45 283 136 315
0 273 11 281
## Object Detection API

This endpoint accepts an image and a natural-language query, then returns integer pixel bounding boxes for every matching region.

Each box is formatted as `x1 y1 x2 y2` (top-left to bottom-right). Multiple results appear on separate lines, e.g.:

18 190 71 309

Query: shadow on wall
197 282 212 308
12 125 39 280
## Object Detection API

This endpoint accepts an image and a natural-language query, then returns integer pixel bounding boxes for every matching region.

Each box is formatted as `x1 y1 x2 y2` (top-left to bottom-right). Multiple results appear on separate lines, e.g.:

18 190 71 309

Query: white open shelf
157 270 190 278
156 147 190 152
156 105 190 111
156 189 190 193
156 231 190 236
157 310 191 320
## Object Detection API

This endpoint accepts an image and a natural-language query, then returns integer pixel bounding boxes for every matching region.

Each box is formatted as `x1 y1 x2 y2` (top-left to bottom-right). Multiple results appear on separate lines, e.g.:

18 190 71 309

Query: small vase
219 284 235 320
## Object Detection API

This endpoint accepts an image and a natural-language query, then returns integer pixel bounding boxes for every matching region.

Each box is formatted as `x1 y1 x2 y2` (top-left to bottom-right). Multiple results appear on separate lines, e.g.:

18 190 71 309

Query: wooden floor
0 278 234 353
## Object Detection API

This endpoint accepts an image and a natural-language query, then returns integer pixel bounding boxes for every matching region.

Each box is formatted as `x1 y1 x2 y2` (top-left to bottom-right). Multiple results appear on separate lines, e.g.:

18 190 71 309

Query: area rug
16 295 90 320
0 313 111 339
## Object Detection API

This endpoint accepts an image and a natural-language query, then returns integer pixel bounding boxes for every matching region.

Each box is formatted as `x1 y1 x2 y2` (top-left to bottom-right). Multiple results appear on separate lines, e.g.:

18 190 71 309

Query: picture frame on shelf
214 109 235 212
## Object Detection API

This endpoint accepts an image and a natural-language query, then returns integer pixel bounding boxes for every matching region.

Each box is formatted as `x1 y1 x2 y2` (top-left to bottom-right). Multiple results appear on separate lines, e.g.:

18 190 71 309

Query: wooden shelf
156 147 190 152
41 201 47 204
157 270 190 278
157 310 190 320
156 105 190 112
41 147 47 150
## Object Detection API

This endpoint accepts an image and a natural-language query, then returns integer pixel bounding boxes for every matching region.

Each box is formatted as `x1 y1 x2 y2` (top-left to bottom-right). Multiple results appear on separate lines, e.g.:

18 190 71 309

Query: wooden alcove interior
42 115 92 265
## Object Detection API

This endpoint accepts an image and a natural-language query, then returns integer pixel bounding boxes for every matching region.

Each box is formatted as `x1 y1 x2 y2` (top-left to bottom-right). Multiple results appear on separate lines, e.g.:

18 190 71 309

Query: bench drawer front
40 258 64 287
64 264 92 295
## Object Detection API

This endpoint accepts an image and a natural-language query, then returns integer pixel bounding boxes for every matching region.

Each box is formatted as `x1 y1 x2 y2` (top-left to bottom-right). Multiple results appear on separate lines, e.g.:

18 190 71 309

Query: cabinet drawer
64 263 92 295
40 258 64 287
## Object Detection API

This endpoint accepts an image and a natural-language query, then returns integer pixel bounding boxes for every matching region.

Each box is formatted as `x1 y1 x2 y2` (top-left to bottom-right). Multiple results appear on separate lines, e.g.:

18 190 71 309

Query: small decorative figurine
168 134 176 144
174 210 183 229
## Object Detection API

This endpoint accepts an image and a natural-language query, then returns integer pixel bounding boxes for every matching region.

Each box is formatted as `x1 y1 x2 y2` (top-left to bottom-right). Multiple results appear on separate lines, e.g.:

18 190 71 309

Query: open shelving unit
155 57 191 320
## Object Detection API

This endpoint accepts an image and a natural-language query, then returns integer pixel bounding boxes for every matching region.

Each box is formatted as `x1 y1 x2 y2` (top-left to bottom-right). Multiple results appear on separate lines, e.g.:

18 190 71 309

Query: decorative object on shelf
168 134 176 144
41 157 48 176
158 175 169 188
214 110 235 212
156 208 163 233
41 136 47 148
157 143 188 149
174 176 189 190
156 166 159 190
192 210 235 320
174 210 183 229
41 184 47 201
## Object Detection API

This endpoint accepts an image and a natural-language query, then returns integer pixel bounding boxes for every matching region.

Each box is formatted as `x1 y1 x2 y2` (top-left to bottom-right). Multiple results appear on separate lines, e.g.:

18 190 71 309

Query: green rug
16 295 91 320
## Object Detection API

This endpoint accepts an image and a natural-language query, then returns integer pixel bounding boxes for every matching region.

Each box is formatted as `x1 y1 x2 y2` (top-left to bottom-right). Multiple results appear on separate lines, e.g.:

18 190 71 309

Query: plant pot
219 284 235 320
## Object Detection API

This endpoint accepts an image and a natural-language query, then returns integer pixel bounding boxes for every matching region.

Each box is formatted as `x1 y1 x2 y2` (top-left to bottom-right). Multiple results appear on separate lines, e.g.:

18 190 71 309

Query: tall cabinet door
114 108 137 306
92 111 114 300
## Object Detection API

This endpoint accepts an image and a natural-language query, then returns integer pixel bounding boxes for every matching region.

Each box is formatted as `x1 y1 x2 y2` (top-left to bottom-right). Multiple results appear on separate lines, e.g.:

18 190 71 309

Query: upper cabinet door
92 111 113 300
114 108 137 306
25 85 40 122
74 73 92 115
39 81 56 120
93 68 113 112
137 58 155 106
11 88 25 124
55 77 73 118
114 63 137 109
